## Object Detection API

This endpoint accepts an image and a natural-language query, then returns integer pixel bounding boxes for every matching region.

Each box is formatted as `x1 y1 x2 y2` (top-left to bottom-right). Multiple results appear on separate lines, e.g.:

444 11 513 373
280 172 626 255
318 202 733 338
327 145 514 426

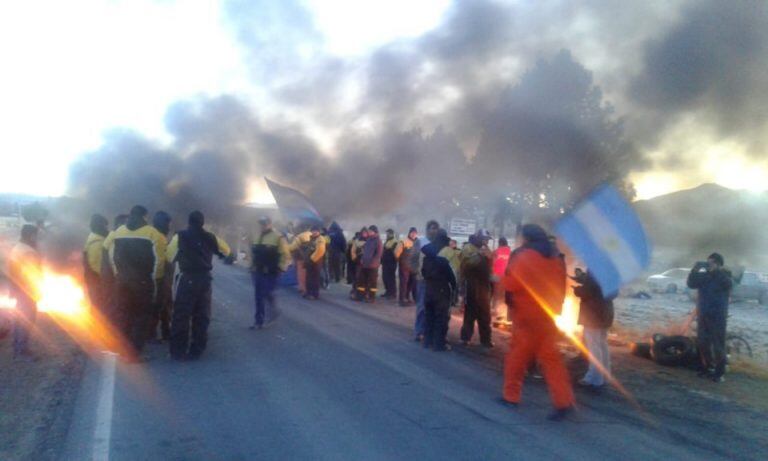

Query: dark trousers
170 273 212 359
347 260 356 287
357 267 379 300
84 269 104 314
461 279 492 345
330 249 344 283
399 270 417 304
12 285 36 355
382 262 397 297
698 313 727 377
424 288 451 349
306 260 321 298
149 274 172 341
252 271 278 326
115 279 154 356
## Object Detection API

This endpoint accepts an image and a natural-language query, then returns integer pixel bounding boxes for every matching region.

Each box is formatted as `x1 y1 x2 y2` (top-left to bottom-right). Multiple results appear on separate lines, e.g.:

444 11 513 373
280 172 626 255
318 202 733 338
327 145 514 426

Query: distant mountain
634 184 768 266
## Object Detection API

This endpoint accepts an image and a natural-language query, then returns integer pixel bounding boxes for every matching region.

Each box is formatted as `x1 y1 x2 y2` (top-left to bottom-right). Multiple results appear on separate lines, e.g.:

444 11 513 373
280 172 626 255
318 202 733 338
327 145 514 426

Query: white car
646 268 690 294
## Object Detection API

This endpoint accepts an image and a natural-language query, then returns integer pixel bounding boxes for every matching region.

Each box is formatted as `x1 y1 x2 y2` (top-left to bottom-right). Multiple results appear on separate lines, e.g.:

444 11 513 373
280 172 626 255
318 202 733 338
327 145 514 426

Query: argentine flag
555 185 651 297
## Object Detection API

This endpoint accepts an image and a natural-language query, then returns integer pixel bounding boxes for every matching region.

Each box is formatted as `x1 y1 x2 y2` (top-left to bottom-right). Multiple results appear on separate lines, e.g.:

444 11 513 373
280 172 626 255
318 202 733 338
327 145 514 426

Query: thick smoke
67 0 768 234
630 0 768 149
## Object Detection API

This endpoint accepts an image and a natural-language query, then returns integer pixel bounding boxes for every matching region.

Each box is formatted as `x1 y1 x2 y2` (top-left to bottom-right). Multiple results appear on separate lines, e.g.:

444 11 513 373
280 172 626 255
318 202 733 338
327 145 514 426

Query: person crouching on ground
421 230 456 351
573 268 614 390
501 224 575 421
687 253 732 383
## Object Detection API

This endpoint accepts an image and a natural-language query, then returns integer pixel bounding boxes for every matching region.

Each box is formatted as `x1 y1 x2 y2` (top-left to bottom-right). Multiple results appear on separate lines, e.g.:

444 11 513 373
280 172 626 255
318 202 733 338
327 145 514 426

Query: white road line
92 351 118 461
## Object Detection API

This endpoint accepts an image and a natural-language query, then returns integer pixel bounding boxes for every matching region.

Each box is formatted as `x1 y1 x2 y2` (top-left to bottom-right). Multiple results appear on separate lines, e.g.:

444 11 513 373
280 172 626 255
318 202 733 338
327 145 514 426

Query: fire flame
555 296 581 336
37 272 89 317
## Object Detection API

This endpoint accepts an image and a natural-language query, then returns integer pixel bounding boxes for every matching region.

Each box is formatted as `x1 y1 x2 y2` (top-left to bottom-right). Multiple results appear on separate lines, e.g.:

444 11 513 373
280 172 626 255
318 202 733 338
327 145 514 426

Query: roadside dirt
0 316 85 461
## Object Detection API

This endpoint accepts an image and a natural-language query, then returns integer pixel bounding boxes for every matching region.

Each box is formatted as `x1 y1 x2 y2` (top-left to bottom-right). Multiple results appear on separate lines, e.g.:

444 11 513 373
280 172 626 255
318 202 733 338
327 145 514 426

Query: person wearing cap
459 229 494 348
106 205 167 362
249 216 290 329
687 252 733 382
148 210 173 343
83 214 109 314
166 211 231 360
297 225 326 300
358 225 383 303
502 224 575 421
394 227 419 306
421 229 456 351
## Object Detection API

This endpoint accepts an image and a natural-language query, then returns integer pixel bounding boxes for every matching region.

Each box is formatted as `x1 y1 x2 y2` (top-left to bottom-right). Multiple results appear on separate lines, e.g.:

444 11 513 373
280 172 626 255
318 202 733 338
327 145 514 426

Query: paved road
63 264 733 460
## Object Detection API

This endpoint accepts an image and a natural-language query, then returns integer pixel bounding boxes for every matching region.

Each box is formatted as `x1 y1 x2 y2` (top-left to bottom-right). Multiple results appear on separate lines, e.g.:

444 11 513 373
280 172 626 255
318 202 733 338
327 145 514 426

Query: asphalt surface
62 264 735 461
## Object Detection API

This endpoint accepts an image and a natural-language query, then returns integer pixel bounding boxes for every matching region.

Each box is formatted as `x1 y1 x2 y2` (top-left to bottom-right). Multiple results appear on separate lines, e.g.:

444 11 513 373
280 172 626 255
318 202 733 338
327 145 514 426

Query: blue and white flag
265 177 323 225
555 184 651 297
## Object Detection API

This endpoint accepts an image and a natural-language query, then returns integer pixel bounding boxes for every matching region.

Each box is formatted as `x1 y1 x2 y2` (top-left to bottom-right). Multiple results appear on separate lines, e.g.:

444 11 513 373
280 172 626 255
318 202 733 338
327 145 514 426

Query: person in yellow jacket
296 225 325 300
248 216 290 329
148 211 173 343
105 205 167 362
83 214 109 314
289 227 311 295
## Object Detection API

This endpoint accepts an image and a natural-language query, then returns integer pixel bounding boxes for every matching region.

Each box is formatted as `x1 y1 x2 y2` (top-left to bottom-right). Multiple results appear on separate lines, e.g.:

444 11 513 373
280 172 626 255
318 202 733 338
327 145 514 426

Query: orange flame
554 296 582 336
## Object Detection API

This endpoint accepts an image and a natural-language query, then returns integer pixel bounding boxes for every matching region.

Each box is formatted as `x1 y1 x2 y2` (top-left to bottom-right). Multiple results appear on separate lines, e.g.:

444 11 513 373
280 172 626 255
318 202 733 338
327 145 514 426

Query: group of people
82 205 231 362
4 205 732 421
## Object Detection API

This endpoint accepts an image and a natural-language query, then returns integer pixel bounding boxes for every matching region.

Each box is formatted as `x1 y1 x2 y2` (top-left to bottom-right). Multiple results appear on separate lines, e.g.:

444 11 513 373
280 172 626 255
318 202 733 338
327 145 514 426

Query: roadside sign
449 218 477 235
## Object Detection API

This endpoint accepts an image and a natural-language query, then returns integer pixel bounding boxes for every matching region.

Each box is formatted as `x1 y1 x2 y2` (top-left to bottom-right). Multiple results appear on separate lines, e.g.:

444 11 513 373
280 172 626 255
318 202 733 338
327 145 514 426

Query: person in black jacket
166 211 230 361
381 229 398 299
328 222 346 283
574 269 614 388
687 253 733 382
421 230 456 351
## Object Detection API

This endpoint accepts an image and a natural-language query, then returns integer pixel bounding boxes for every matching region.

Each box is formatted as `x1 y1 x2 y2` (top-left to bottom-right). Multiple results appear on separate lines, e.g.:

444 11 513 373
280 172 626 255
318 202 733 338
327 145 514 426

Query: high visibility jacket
350 238 365 262
167 228 230 273
438 246 461 277
382 238 398 265
249 229 290 275
395 237 418 273
83 232 105 275
289 232 326 264
102 230 118 273
503 248 566 327
106 223 167 282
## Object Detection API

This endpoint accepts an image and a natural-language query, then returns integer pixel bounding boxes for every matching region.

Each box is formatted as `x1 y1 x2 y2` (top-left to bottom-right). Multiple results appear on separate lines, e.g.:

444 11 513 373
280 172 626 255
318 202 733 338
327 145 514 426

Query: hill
634 184 768 267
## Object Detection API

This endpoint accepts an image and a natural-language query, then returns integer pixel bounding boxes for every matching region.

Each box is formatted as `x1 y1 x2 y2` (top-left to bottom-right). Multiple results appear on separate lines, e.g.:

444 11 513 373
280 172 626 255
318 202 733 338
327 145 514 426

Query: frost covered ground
614 290 768 364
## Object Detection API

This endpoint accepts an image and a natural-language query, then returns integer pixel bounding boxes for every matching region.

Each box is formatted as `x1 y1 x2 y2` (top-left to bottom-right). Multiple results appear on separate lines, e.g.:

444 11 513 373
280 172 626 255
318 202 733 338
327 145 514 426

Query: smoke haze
66 0 768 230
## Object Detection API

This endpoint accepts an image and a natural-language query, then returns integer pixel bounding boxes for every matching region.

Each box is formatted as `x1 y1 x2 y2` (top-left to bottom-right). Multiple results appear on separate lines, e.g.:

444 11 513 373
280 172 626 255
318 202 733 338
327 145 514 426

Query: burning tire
651 334 695 366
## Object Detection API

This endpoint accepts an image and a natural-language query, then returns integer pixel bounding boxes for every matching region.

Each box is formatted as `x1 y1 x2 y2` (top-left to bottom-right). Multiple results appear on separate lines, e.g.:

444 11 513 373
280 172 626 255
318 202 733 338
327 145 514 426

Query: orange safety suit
502 248 574 409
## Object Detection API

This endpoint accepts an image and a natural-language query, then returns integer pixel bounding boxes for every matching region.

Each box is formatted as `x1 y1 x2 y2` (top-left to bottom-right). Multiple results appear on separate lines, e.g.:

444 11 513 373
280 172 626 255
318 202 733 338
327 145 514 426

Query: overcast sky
1 0 766 201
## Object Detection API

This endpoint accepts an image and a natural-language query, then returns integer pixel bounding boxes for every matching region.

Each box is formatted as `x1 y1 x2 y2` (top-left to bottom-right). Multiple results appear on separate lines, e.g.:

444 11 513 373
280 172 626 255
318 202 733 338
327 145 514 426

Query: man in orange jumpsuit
502 224 575 421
